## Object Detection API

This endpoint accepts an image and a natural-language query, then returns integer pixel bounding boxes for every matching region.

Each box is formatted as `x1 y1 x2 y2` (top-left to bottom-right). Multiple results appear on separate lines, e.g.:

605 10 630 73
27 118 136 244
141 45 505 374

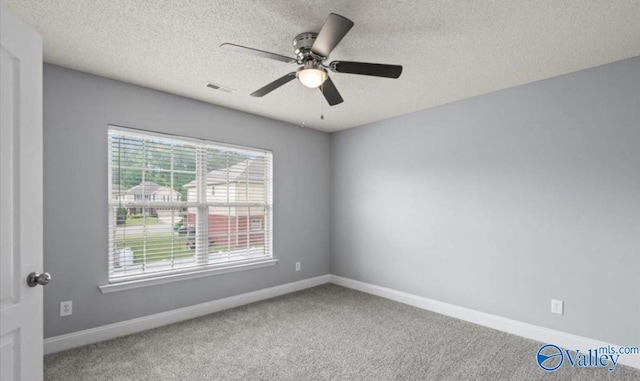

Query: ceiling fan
220 13 403 106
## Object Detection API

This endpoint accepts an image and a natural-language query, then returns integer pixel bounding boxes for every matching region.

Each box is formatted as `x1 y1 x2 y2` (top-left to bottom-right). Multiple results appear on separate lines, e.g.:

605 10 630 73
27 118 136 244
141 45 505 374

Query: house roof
184 158 265 188
126 181 174 196
112 184 125 194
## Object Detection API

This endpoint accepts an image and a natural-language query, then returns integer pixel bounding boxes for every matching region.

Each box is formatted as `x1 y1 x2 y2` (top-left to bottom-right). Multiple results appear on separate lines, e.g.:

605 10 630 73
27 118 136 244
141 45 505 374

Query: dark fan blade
311 13 354 58
330 61 403 78
319 76 344 106
251 72 297 97
220 43 297 63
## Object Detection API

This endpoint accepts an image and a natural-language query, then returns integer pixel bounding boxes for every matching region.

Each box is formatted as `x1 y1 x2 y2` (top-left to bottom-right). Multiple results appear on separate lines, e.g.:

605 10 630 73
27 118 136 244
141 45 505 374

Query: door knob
27 272 51 287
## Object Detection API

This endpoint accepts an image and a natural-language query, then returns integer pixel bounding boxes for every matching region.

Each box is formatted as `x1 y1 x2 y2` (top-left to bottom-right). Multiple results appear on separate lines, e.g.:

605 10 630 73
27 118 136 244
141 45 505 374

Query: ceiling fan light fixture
298 68 327 88
297 61 327 88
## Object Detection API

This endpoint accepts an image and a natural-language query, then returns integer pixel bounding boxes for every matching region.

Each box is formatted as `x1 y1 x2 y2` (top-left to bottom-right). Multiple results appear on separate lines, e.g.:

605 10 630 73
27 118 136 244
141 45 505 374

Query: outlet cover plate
60 301 72 317
551 299 563 315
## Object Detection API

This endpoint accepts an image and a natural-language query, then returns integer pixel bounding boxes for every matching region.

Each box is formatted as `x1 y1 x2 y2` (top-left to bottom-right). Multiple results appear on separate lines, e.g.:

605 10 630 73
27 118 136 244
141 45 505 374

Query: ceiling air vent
205 82 234 93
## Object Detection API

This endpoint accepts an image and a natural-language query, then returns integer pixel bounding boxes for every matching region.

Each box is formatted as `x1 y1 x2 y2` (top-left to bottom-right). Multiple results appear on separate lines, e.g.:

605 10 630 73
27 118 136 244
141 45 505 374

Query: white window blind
108 126 273 282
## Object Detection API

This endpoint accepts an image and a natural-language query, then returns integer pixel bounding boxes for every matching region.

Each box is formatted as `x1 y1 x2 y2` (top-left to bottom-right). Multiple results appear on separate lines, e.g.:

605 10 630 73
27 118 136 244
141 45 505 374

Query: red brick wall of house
185 213 265 248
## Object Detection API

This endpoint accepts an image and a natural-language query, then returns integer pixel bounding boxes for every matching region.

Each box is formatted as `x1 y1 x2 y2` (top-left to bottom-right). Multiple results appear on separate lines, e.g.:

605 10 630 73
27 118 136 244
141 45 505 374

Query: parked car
186 226 196 249
186 226 215 249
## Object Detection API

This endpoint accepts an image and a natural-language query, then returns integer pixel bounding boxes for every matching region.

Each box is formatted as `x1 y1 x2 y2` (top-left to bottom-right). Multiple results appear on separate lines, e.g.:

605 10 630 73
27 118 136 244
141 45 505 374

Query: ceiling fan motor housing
293 32 323 62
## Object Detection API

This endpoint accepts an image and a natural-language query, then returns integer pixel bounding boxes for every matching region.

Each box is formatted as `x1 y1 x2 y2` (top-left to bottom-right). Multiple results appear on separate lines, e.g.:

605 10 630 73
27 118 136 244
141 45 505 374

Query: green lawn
116 232 191 264
116 232 259 264
124 217 159 226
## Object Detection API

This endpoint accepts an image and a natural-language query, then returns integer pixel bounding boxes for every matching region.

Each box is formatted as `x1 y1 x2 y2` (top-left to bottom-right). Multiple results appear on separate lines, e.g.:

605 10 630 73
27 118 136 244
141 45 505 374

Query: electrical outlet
551 299 563 315
295 262 301 272
60 301 72 317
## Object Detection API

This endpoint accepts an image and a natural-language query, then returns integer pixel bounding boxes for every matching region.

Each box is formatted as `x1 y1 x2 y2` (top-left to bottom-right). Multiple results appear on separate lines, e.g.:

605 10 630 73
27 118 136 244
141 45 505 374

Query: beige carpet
45 284 640 380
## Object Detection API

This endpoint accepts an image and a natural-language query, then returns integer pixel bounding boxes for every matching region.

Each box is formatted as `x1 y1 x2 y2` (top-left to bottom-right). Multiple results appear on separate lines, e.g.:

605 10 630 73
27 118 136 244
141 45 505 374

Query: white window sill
99 258 278 293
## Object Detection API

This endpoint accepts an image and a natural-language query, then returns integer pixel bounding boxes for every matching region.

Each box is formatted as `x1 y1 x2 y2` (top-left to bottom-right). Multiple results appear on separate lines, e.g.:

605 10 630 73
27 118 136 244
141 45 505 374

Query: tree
111 134 248 200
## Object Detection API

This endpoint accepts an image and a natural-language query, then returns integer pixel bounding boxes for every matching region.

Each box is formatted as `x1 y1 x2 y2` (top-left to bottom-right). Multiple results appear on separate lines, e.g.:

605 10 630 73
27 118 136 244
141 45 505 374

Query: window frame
103 125 275 291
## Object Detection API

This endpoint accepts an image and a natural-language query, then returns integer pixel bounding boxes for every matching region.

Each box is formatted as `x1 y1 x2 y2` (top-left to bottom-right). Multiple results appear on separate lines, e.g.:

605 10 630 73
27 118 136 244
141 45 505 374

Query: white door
1 5 44 381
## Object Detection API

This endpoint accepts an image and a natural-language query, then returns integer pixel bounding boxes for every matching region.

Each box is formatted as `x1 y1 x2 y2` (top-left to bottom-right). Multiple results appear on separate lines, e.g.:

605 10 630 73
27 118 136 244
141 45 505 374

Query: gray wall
43 64 331 338
331 57 640 346
45 57 639 345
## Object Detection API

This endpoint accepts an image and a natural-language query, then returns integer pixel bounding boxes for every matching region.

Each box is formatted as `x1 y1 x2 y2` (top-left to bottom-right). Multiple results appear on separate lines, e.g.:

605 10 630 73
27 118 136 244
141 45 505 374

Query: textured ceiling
4 1 640 132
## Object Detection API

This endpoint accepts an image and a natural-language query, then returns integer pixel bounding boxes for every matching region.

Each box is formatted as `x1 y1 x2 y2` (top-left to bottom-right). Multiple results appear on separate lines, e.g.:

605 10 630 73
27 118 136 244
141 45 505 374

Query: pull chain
301 82 306 128
320 82 324 120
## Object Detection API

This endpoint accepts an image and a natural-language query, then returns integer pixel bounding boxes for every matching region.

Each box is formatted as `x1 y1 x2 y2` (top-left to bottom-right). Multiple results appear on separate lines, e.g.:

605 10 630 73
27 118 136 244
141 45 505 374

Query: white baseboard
44 273 639 370
44 275 331 355
329 275 640 370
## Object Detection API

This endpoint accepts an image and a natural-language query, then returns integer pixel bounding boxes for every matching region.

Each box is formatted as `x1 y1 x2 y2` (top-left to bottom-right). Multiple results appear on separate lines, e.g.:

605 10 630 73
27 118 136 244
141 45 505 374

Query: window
108 126 273 283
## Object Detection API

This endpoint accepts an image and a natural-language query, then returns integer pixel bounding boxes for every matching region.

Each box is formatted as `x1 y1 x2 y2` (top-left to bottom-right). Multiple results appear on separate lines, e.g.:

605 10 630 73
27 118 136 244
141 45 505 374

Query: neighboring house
183 158 266 248
121 181 182 217
112 184 126 202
